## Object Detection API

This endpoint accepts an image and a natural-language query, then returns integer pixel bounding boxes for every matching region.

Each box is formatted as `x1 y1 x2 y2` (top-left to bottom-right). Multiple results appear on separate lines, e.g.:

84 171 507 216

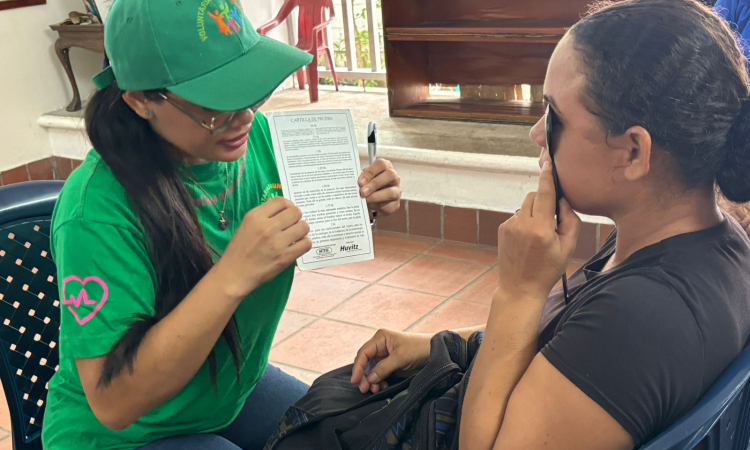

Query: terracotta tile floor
269 232 585 385
0 232 584 442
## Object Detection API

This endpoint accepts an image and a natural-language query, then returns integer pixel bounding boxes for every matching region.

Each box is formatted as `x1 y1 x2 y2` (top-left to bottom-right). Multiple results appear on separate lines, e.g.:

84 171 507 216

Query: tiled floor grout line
271 315 325 350
276 312 379 344
370 252 423 284
272 244 431 349
272 362 322 378
306 251 428 333
268 312 379 369
300 264 496 302
422 240 443 254
270 309 319 349
356 282 464 300
282 310 318 320
378 237 496 267
271 237 492 354
270 237 586 375
317 285 373 317
404 295 493 333
404 296 454 332
316 316 379 331
418 253 495 267
404 263 495 332
376 232 498 252
272 278 379 349
448 265 496 303
271 363 323 378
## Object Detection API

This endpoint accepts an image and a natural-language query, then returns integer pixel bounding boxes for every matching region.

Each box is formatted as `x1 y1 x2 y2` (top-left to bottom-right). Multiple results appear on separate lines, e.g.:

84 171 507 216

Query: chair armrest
257 19 283 36
257 1 296 36
312 16 335 33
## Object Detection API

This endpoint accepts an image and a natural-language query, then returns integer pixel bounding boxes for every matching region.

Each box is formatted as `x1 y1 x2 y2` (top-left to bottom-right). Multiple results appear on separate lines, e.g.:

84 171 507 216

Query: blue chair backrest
640 343 750 450
0 181 64 450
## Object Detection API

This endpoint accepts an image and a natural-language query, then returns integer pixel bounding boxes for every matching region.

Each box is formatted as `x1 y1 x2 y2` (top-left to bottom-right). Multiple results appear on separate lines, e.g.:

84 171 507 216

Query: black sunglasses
545 104 570 303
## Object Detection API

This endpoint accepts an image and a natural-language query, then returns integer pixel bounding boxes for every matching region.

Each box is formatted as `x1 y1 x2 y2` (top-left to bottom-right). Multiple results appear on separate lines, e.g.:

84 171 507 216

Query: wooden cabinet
382 0 591 124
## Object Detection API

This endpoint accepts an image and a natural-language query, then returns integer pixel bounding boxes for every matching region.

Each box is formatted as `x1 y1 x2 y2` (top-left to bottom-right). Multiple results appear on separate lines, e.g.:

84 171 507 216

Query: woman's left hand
359 159 402 216
496 161 581 301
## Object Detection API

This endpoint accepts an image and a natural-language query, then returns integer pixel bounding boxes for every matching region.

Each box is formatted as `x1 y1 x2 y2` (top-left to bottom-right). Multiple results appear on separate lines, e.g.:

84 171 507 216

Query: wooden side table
49 23 104 112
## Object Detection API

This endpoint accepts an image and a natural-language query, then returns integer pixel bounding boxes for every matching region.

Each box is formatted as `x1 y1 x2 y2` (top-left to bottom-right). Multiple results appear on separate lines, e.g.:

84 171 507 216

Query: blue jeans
140 365 309 450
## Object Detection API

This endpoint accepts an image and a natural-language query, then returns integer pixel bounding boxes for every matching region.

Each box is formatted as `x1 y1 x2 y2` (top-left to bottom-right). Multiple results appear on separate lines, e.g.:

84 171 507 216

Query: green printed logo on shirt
261 182 283 203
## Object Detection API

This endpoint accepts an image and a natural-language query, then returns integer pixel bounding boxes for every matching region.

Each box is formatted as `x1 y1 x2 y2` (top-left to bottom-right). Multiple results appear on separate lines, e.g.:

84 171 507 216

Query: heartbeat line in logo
62 289 98 308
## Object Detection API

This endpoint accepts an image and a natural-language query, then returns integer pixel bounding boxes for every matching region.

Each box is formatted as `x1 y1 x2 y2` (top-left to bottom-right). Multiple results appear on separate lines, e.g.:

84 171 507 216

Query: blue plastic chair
0 181 64 450
640 344 750 450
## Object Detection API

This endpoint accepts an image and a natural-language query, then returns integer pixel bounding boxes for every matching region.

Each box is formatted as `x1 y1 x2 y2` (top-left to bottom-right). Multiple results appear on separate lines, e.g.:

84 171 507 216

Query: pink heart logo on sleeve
61 276 109 326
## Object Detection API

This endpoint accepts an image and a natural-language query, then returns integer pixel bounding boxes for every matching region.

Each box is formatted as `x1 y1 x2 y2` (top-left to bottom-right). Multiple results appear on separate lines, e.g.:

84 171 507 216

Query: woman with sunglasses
41 1 401 449
351 1 750 448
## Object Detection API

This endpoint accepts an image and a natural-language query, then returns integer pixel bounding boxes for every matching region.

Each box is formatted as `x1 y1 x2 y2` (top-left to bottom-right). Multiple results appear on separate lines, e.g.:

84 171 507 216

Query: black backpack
263 330 484 450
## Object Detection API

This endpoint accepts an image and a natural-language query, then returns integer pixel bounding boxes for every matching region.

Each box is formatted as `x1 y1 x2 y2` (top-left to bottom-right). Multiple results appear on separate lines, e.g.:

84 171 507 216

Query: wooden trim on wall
0 0 46 12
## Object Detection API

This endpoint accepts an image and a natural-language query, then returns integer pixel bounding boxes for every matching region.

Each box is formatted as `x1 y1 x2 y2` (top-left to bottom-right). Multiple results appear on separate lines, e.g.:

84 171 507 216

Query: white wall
245 0 290 39
245 0 297 89
0 0 293 172
0 0 104 172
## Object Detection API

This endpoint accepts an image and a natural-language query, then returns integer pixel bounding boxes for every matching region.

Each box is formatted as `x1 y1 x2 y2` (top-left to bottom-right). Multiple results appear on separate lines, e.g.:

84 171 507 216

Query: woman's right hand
215 197 312 298
351 329 432 394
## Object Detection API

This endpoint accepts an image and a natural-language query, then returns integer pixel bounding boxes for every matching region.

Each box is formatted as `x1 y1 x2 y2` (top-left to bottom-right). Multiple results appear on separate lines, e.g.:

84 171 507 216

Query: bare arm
459 162 632 450
459 289 633 450
459 290 543 450
76 198 311 430
77 267 244 430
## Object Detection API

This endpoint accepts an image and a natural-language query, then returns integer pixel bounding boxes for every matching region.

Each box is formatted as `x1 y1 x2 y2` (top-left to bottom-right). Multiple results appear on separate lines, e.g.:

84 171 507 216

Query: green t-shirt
42 113 294 450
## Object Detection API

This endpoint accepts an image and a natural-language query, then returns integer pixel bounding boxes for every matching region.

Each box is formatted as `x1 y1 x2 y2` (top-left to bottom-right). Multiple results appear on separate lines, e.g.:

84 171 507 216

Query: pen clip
367 122 377 144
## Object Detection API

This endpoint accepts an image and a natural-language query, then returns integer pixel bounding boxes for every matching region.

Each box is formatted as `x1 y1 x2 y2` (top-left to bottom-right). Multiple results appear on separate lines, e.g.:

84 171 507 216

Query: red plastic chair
257 0 339 103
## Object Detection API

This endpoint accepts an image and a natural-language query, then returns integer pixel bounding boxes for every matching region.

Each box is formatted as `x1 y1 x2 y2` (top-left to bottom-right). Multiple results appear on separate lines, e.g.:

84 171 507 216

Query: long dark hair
85 84 242 387
570 0 750 203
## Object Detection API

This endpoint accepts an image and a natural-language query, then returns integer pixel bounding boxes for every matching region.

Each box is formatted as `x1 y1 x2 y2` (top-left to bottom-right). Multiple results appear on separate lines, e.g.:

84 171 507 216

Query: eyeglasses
545 104 570 303
158 92 270 136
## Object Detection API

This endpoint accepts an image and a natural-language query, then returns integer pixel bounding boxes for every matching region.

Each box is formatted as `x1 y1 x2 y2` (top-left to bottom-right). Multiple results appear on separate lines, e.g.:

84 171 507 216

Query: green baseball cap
93 0 313 111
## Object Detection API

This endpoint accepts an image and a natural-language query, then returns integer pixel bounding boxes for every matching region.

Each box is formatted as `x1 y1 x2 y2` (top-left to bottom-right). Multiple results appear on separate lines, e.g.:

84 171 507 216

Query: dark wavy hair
85 84 242 388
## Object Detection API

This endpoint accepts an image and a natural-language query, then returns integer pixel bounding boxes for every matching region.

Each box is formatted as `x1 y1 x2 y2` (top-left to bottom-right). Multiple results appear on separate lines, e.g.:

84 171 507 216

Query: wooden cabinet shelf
393 98 546 124
382 0 591 123
386 20 568 44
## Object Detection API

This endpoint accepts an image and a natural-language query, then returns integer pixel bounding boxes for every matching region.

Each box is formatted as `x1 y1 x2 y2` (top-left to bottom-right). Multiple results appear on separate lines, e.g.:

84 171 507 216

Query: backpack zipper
266 379 408 449
415 401 432 450
360 363 458 450
418 338 467 450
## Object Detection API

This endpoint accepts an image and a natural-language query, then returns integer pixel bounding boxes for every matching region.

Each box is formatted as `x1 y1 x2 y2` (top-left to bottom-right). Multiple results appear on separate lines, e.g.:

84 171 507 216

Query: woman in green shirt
41 1 401 449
